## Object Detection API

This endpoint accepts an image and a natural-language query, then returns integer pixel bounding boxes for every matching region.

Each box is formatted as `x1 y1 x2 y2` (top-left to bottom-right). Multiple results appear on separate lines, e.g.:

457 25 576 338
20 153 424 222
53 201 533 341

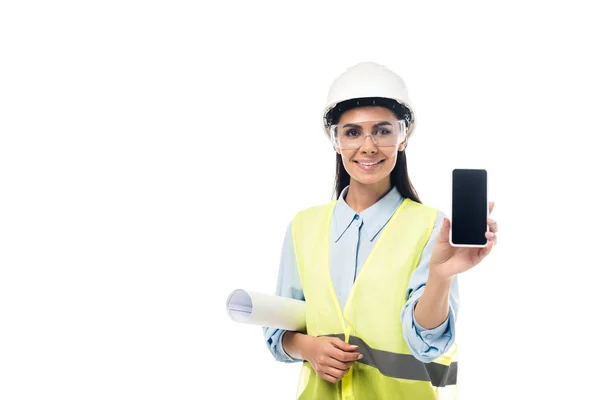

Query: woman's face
334 106 406 187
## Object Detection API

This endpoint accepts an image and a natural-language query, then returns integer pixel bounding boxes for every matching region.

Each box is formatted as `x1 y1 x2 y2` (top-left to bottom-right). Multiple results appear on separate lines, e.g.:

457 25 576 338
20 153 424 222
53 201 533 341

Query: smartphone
450 168 488 247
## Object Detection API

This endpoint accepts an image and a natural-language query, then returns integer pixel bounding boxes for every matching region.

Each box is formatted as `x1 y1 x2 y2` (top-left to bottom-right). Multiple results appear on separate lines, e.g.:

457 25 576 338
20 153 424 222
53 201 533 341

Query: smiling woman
262 62 499 400
329 107 416 207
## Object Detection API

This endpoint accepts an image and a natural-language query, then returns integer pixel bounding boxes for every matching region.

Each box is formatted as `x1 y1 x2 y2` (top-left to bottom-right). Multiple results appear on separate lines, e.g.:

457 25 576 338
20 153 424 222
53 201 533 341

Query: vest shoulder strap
291 200 336 280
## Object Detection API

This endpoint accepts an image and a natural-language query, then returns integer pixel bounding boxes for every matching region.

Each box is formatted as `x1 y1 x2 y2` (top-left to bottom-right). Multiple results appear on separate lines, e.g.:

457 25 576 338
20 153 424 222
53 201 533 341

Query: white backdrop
1 1 599 399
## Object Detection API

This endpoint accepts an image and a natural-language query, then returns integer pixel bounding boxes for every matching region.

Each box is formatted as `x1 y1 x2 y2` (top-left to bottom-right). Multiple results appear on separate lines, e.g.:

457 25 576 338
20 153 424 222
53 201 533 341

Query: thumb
331 337 358 352
437 218 450 244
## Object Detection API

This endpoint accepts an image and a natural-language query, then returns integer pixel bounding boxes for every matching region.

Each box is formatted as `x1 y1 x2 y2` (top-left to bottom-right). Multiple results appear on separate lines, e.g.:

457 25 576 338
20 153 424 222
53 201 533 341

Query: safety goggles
329 119 407 150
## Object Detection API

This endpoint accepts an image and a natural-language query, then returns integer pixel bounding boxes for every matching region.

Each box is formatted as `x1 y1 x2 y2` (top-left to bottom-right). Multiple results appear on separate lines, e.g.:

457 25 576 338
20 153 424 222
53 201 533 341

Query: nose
360 135 378 153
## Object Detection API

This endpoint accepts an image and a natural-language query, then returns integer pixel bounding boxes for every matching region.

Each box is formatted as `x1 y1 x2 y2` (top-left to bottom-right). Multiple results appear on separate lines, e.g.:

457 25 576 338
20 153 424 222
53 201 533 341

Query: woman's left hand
429 202 498 280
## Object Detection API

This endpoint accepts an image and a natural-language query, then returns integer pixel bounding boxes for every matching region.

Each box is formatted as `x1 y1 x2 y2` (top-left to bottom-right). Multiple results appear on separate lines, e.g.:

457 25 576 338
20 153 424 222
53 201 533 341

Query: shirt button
426 334 433 339
354 215 359 220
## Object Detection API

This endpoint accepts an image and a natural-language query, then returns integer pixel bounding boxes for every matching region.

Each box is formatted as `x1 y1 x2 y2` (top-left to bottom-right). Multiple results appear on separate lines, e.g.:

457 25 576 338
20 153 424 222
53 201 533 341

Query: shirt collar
332 186 357 242
333 185 404 242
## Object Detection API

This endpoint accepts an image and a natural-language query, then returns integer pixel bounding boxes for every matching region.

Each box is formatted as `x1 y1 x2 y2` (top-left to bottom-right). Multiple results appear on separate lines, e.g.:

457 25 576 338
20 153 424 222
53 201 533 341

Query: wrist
297 334 315 360
427 270 453 290
283 331 314 360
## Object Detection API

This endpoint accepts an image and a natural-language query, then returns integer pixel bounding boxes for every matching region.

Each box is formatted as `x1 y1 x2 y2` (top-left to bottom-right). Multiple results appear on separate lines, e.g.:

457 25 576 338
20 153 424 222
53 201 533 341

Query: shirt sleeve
262 220 305 363
400 210 460 363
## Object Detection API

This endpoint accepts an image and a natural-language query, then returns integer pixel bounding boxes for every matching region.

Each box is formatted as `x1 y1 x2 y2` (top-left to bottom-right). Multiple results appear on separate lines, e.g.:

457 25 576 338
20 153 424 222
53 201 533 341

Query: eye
375 128 392 135
344 129 361 137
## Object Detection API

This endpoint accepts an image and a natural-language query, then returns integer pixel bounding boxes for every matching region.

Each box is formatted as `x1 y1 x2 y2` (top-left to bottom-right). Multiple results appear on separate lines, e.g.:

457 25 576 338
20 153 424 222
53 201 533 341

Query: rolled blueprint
226 289 306 332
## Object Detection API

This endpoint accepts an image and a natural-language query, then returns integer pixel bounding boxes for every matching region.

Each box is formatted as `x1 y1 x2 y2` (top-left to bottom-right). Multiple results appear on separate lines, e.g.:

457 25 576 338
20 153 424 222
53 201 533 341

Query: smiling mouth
354 159 384 171
355 160 384 166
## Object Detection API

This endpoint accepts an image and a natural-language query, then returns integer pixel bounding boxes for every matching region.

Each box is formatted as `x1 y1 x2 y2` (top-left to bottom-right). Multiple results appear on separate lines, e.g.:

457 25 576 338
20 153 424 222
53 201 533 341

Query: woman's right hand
303 336 363 384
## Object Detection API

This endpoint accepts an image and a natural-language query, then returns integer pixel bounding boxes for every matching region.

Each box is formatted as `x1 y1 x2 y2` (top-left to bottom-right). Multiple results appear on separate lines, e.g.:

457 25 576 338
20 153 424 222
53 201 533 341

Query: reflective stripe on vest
292 197 459 400
324 333 457 387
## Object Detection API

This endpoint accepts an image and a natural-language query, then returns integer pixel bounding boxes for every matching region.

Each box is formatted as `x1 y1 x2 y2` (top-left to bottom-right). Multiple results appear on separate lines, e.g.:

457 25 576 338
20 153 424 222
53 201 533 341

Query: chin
350 172 388 186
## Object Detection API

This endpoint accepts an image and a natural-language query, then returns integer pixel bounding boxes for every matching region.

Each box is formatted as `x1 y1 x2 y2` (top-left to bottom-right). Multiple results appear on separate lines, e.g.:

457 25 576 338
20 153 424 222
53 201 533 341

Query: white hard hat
322 62 416 139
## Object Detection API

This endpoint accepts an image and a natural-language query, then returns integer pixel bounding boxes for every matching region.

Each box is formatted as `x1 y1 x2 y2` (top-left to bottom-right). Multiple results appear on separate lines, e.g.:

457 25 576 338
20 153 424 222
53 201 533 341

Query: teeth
359 161 380 166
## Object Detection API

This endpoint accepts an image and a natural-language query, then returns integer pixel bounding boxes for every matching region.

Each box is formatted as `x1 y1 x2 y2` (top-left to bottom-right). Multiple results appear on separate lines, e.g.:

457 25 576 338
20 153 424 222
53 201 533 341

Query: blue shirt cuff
263 327 303 363
412 301 450 345
401 296 455 363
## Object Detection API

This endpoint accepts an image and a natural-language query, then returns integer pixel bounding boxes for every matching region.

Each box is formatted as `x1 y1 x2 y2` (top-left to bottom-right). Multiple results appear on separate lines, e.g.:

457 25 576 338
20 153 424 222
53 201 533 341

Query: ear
398 141 407 152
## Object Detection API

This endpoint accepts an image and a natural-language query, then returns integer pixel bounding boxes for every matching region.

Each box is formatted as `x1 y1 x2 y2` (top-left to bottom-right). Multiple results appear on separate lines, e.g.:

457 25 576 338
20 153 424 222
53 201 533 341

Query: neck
345 178 392 213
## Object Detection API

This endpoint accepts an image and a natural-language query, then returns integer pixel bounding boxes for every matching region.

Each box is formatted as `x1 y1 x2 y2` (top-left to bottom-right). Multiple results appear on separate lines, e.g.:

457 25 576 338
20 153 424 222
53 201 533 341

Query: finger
330 348 363 363
321 373 338 384
331 338 359 352
487 218 498 233
485 232 497 245
324 366 349 380
479 237 494 258
325 357 353 371
436 218 450 244
489 201 495 214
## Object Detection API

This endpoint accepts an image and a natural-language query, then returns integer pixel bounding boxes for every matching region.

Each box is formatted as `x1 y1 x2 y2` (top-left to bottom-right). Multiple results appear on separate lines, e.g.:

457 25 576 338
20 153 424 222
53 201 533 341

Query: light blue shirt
263 185 459 363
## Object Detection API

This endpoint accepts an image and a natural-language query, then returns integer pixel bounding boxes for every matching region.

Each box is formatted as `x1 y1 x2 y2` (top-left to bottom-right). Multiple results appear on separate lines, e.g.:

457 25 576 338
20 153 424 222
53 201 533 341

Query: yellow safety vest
291 197 458 400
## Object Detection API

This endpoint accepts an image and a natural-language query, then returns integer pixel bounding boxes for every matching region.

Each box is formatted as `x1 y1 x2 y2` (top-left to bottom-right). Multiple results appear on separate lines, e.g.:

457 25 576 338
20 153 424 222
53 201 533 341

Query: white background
1 1 599 399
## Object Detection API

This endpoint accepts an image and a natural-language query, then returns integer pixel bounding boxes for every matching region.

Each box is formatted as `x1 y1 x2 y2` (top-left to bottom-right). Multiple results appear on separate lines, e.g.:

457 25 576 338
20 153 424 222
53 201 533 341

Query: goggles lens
330 119 407 150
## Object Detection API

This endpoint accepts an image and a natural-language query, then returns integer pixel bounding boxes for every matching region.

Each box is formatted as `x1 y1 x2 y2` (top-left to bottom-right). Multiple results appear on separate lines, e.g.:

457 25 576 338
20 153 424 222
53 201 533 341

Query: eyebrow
341 121 393 129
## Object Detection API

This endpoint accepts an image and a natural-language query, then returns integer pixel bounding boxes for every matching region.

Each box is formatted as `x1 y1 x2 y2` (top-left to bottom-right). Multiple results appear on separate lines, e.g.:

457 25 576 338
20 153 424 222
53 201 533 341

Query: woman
263 62 498 400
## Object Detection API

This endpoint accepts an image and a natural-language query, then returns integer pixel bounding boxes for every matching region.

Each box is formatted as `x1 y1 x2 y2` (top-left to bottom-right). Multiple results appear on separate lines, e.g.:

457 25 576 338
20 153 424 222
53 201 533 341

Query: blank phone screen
452 169 487 246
